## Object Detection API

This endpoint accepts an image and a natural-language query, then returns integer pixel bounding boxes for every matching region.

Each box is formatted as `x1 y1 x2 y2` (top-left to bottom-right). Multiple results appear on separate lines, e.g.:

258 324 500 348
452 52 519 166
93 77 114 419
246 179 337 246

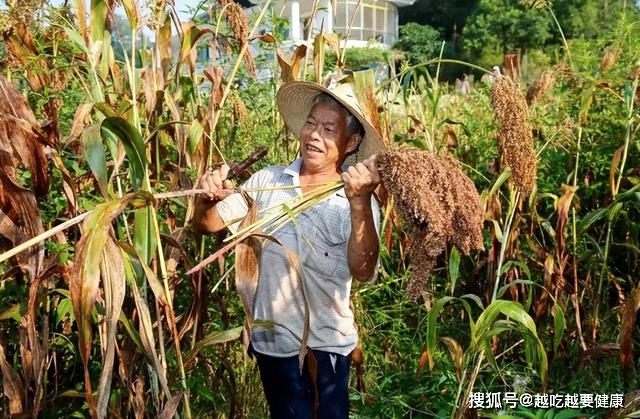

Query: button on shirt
216 158 380 357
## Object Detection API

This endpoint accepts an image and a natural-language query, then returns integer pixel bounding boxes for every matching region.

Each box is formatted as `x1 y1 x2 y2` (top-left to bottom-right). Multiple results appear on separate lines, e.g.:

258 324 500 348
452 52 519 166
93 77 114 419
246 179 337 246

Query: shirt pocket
299 219 349 279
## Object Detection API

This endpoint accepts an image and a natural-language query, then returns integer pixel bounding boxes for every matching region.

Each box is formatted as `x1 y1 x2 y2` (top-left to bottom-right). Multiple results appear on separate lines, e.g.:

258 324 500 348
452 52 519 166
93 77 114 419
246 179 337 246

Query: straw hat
276 80 384 166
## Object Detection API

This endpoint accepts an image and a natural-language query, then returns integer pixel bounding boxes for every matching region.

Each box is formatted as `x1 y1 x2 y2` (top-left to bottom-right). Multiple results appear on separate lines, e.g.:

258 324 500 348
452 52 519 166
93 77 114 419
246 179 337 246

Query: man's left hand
341 155 380 204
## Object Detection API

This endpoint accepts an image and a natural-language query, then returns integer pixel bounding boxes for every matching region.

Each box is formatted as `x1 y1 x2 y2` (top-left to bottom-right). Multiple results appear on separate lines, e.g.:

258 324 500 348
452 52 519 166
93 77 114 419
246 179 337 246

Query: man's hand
193 164 234 233
341 155 380 203
198 164 234 202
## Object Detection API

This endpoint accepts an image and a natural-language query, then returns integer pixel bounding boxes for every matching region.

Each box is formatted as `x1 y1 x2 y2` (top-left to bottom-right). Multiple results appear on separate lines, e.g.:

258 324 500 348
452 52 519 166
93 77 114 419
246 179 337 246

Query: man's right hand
198 163 234 202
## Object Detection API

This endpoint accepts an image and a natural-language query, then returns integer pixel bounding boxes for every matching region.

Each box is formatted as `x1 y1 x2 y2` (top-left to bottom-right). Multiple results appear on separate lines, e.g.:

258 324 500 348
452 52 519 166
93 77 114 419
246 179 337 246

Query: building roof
388 0 417 6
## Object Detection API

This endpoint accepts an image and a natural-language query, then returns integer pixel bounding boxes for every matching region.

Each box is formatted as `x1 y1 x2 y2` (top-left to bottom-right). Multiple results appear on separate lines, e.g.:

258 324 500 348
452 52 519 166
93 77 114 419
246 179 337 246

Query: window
333 0 399 44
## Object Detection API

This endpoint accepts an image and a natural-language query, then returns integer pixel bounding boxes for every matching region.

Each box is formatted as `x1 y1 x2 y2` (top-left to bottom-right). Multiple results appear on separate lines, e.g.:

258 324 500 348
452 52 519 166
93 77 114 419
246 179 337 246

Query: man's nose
310 127 322 140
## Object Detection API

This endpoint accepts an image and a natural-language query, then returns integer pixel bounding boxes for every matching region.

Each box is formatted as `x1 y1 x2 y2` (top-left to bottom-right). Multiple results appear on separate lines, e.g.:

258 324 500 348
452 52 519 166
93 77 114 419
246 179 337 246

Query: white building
272 0 416 48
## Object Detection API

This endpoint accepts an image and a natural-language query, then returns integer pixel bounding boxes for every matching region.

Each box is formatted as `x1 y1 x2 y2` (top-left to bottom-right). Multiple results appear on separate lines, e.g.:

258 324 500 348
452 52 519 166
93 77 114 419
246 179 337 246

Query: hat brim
276 81 385 166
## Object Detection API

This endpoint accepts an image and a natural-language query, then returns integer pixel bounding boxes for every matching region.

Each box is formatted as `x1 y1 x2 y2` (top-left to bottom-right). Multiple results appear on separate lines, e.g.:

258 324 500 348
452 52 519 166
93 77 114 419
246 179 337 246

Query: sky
172 0 203 19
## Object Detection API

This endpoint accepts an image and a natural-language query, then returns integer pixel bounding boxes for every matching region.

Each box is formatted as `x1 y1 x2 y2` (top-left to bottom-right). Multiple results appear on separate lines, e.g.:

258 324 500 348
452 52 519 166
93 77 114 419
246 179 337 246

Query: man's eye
305 120 315 126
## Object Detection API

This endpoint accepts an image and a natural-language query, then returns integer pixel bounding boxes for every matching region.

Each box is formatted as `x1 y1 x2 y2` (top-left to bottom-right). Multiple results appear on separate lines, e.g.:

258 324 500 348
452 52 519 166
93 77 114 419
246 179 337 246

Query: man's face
299 102 360 173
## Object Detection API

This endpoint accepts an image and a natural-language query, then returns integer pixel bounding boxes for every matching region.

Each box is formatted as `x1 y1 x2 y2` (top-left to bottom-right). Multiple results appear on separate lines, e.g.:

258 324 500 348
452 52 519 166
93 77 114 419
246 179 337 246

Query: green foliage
399 0 479 44
394 22 446 65
325 46 389 72
2 0 640 418
462 0 553 65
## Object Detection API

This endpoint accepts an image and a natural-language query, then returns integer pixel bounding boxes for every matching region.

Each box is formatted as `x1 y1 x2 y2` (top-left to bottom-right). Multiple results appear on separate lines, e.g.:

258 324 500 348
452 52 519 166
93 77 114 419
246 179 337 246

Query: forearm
347 198 380 282
193 198 226 233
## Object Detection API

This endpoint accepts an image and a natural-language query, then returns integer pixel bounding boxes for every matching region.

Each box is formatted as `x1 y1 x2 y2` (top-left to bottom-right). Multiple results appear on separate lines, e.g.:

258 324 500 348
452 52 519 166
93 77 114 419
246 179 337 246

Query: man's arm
192 164 234 234
193 199 227 233
341 157 381 282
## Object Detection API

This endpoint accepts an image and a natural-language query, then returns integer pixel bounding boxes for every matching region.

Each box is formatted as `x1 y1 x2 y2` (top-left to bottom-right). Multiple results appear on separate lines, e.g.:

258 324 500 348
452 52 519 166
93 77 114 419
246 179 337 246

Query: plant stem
453 352 484 419
546 5 574 70
594 75 638 341
571 127 587 350
492 188 519 302
209 0 272 134
150 203 192 419
614 74 638 196
0 182 341 264
0 212 90 265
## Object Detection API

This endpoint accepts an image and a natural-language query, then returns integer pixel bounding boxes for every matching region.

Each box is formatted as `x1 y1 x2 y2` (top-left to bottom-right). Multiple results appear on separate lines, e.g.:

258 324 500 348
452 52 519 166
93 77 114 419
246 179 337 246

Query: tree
393 23 446 66
461 0 553 67
398 0 480 46
550 0 640 40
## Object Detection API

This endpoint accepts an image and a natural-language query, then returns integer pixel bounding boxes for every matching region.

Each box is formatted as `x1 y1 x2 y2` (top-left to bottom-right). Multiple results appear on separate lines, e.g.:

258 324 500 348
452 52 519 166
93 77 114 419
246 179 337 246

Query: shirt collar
283 158 346 198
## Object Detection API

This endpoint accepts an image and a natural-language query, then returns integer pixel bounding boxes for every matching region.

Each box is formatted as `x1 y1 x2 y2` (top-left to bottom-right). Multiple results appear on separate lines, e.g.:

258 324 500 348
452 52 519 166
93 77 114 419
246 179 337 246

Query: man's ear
346 133 362 154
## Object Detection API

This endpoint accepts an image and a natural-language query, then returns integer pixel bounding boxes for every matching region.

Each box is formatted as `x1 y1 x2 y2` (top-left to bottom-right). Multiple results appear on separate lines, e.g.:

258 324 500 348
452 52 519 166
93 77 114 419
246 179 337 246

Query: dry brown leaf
610 145 624 196
0 342 25 415
277 44 308 82
235 190 261 322
0 171 45 278
555 184 577 256
96 237 126 418
620 285 640 379
0 75 49 196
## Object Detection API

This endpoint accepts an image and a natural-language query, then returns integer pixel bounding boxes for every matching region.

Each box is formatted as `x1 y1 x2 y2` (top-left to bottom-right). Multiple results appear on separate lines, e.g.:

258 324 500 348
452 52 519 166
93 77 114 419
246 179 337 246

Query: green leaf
490 168 512 196
448 246 460 295
89 0 109 43
0 303 22 321
184 326 244 366
608 202 623 222
490 219 504 243
61 25 88 54
473 300 547 383
101 117 147 191
553 409 585 419
551 304 565 353
119 241 167 306
425 296 456 369
578 86 595 124
83 123 109 197
187 119 204 155
460 293 484 311
55 296 74 326
133 206 156 266
118 311 144 353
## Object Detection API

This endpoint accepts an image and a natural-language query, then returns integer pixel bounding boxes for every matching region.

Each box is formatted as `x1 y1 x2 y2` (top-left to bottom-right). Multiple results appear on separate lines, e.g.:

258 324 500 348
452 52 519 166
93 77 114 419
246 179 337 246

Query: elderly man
193 79 383 419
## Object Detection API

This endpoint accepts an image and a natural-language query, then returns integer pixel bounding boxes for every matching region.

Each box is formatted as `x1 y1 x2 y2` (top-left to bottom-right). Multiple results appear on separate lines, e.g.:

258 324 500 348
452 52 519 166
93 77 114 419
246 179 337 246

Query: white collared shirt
216 158 380 357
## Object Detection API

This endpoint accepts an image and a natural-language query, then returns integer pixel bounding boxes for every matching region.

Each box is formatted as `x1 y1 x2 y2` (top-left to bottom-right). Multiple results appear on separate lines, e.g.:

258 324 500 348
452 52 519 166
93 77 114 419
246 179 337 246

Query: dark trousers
254 349 352 419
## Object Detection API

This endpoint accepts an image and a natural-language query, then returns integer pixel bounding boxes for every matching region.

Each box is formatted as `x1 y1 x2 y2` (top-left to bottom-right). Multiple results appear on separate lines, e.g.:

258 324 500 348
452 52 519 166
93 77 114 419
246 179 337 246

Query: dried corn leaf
70 193 153 415
277 44 308 83
0 342 24 415
0 172 44 279
235 190 261 322
96 237 126 419
0 75 49 196
620 285 640 379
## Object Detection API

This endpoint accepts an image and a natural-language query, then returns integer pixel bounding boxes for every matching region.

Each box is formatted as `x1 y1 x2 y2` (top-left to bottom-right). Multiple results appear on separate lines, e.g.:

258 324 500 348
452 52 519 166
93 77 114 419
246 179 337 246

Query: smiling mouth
305 145 323 153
